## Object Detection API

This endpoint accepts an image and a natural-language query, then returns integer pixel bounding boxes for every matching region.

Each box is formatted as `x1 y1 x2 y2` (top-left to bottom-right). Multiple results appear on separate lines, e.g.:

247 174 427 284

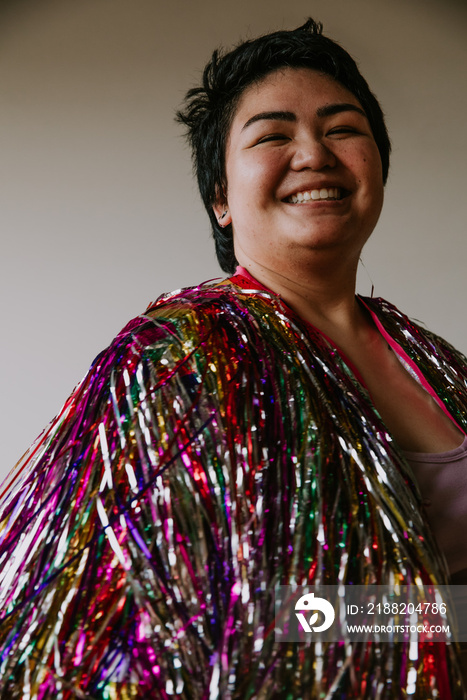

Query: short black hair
177 19 391 274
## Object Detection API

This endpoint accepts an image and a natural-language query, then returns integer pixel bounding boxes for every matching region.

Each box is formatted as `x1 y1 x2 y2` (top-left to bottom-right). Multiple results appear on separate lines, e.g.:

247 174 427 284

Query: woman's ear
212 203 232 228
213 187 232 228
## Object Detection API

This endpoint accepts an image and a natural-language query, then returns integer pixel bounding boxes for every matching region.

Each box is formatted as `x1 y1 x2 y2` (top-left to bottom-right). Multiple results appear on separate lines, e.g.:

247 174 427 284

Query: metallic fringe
0 277 466 698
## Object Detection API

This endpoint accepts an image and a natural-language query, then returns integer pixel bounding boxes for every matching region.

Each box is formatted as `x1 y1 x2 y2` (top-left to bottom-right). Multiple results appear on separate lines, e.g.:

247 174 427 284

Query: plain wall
1 0 466 480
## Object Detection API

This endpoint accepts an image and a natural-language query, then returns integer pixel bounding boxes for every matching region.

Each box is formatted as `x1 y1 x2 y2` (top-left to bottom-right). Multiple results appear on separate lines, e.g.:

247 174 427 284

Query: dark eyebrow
241 104 367 132
242 111 296 131
316 103 367 119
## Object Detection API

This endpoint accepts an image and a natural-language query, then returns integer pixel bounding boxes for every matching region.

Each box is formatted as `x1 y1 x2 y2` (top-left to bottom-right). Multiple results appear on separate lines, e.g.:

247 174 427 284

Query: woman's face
214 68 384 275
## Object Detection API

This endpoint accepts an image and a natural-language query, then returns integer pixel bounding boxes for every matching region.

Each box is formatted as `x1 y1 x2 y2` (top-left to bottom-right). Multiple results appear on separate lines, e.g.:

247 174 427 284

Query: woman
0 19 466 699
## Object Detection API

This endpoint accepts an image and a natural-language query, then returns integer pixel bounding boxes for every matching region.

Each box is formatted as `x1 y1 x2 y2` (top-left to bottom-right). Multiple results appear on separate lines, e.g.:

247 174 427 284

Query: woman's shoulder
111 277 277 352
362 295 466 358
361 295 467 420
145 275 276 317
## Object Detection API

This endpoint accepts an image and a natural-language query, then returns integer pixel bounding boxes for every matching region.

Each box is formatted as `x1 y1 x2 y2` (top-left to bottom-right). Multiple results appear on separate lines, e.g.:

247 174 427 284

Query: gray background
1 0 466 480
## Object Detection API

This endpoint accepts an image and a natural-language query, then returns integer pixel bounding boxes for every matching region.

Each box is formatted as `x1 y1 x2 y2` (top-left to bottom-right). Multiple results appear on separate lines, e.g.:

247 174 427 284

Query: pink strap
359 298 465 435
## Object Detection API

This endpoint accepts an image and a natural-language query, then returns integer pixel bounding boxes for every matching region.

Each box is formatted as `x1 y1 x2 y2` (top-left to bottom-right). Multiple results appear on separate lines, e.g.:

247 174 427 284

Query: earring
218 210 228 227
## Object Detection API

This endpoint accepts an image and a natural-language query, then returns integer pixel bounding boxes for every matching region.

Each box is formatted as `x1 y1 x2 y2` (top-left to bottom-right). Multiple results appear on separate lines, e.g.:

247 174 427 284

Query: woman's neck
236 258 366 341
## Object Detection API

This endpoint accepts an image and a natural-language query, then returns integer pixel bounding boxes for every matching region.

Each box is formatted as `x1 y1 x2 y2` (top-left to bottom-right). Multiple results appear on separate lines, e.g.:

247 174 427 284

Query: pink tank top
404 437 467 574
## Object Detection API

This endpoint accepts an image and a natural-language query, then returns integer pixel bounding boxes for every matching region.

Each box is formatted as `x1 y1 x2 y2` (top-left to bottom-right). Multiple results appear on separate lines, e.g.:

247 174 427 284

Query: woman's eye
328 127 359 136
256 134 288 144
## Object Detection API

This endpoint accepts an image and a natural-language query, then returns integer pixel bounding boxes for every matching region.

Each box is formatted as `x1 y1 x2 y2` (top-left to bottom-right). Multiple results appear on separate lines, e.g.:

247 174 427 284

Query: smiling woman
1 17 467 700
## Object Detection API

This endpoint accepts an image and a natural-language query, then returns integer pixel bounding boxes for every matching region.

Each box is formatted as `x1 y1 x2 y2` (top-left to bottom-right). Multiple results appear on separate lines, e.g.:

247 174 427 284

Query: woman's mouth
286 187 344 203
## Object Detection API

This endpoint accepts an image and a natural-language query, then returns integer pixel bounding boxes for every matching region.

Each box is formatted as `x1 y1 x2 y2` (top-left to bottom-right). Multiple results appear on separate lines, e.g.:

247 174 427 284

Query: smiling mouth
286 187 347 203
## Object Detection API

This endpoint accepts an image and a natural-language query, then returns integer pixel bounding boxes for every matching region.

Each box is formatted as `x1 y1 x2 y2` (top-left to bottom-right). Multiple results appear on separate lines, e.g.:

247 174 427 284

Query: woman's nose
290 139 337 171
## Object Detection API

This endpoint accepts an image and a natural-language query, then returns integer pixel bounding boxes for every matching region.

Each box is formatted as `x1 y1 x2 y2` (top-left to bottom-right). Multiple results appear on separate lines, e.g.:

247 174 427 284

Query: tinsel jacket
0 273 466 698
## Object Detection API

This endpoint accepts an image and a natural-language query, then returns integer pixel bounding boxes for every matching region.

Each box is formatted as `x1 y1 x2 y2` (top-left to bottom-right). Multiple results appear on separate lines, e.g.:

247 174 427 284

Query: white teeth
288 187 341 203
